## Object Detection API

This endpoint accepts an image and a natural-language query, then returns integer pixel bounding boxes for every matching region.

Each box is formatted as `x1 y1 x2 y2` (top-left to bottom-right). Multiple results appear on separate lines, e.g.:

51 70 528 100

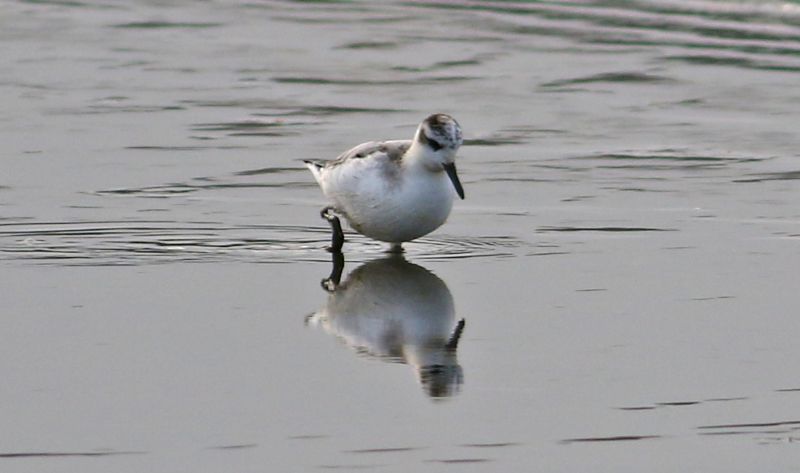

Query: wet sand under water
2 0 800 472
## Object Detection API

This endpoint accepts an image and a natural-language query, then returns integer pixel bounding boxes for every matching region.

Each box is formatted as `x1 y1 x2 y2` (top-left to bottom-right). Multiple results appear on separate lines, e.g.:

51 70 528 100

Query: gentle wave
0 221 527 266
408 0 800 71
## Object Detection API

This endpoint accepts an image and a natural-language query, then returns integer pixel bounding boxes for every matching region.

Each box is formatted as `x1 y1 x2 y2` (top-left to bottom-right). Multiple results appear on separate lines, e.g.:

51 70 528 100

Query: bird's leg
320 250 345 292
320 206 344 252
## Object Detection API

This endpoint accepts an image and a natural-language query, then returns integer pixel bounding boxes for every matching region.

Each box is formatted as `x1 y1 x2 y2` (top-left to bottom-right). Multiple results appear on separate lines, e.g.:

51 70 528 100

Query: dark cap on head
419 113 463 151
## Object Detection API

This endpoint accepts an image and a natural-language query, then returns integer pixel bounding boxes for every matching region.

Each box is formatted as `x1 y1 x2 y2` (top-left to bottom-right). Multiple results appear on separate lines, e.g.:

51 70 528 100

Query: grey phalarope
304 113 464 252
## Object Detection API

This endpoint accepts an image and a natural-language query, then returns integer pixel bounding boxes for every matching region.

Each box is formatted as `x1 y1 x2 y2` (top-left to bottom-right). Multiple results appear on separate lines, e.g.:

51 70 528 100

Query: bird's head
414 114 464 199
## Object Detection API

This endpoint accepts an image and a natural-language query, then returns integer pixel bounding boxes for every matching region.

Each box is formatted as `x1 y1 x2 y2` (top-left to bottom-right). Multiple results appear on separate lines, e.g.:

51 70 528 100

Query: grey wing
329 140 412 166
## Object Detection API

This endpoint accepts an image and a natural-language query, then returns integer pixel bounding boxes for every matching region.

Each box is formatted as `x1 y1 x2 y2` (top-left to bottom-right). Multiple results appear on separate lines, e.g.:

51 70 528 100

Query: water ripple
541 72 675 88
111 21 222 29
178 100 408 116
0 450 144 458
272 76 478 86
0 221 527 266
412 0 800 71
560 435 661 444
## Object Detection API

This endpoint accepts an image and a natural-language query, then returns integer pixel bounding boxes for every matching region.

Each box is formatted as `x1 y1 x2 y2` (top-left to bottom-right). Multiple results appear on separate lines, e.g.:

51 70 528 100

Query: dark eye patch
420 131 443 151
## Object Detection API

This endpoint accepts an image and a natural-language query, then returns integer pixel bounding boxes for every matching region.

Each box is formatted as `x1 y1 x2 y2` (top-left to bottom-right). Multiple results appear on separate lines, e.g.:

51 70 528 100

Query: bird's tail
303 160 325 186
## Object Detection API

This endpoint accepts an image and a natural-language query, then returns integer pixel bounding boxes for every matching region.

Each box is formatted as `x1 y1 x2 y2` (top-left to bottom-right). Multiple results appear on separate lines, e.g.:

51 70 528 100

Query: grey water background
3 0 800 471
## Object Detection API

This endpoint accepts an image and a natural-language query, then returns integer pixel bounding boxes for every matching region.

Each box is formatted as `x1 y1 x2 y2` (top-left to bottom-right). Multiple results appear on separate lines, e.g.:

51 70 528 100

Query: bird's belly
341 177 454 243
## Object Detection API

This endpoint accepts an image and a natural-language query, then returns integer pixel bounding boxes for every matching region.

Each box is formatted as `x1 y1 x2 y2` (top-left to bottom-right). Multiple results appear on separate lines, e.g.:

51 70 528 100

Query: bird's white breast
321 156 455 243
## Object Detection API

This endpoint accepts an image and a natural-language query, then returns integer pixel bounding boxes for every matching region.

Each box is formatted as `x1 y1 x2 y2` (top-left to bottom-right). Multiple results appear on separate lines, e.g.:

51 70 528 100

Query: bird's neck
403 143 440 173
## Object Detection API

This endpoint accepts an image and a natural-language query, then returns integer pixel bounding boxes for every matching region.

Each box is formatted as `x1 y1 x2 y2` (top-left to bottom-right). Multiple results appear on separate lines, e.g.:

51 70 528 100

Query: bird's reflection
306 252 465 399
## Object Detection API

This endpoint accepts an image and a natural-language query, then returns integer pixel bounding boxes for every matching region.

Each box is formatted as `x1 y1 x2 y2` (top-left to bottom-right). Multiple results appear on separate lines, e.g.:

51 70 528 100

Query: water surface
3 0 800 471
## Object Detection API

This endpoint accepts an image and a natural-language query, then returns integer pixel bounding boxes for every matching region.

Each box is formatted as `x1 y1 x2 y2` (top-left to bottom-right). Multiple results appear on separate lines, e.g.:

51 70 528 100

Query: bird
304 113 464 253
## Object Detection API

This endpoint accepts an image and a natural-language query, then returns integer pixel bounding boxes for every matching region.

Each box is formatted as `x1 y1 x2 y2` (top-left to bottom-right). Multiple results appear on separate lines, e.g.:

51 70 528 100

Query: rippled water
3 0 800 471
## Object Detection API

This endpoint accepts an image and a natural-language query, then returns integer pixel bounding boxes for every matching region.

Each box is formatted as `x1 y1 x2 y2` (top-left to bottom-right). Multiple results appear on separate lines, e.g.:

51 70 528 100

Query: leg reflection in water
306 251 466 399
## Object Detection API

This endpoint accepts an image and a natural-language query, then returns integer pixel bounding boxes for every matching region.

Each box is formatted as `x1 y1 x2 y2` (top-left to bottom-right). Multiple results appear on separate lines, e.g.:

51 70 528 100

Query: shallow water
3 0 800 471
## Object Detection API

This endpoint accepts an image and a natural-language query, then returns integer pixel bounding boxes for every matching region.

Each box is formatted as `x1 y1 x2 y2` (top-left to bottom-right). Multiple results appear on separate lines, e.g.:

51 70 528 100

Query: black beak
442 162 465 200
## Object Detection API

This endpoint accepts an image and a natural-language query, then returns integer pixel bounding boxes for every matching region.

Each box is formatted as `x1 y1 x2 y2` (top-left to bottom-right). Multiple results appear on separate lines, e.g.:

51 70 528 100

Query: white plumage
305 114 464 249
